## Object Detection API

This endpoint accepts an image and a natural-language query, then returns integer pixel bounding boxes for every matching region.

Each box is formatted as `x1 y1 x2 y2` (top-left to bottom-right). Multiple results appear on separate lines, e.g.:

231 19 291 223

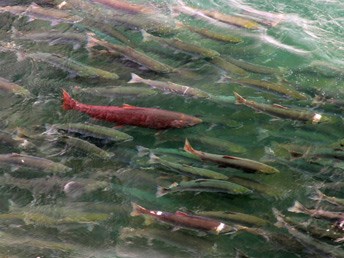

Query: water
0 0 343 257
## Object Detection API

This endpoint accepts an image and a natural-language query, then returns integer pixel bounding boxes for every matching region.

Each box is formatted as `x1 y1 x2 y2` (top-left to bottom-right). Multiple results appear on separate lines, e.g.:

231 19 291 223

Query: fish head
218 223 238 235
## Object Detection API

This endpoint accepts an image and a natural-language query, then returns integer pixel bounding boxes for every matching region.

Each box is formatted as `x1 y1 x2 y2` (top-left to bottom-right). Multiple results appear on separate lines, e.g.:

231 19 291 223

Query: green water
0 0 343 257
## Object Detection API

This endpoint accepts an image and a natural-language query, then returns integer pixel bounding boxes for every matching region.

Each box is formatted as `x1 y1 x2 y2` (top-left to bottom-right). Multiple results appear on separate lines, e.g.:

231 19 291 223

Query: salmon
62 90 202 129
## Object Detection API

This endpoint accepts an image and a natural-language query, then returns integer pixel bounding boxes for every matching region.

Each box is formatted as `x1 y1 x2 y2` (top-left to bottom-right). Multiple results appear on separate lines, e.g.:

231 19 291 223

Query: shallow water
0 0 343 257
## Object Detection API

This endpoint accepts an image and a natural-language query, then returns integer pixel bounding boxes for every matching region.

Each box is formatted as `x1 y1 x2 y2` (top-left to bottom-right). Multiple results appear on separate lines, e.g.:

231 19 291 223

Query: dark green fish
141 30 220 59
0 153 71 173
234 92 328 123
157 179 252 197
73 85 157 97
148 153 229 180
184 139 279 174
51 123 133 143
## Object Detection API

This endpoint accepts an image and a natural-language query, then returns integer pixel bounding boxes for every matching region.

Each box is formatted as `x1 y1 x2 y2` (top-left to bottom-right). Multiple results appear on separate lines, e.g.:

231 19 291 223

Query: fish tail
156 186 169 197
128 73 143 84
136 146 150 157
272 208 286 228
233 92 246 104
86 32 98 49
141 29 151 42
62 89 77 110
148 153 160 164
184 138 196 154
310 189 325 201
287 201 310 215
130 202 146 216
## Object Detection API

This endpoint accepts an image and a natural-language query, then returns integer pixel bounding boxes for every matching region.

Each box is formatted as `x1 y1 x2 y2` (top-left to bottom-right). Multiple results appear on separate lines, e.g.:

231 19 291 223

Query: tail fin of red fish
62 89 77 110
233 92 246 105
130 202 146 217
184 138 196 154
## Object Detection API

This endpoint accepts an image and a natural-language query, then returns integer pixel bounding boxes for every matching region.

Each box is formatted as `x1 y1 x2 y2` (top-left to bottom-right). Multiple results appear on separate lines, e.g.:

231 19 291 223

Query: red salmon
62 90 202 129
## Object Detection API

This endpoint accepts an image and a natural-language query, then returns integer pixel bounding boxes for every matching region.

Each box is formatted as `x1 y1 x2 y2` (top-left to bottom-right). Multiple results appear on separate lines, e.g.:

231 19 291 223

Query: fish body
73 85 157 97
148 154 229 180
136 146 201 162
57 135 113 159
210 56 248 76
128 73 211 98
0 3 82 26
312 189 344 207
0 153 71 173
0 77 31 97
12 29 86 50
184 139 279 174
91 0 156 14
288 201 344 221
62 90 202 129
87 34 175 73
141 30 220 59
188 135 247 154
157 179 252 196
130 202 237 234
200 9 260 29
26 52 119 80
184 24 243 43
195 210 269 227
231 78 308 100
52 123 133 143
234 92 326 123
274 208 344 258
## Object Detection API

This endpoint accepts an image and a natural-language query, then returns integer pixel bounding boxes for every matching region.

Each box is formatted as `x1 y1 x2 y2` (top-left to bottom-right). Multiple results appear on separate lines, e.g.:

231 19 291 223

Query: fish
273 208 344 258
130 202 238 235
311 189 344 207
156 179 252 197
0 129 36 150
90 0 157 15
0 3 82 26
194 210 269 227
184 139 279 174
148 153 229 180
288 200 344 221
228 78 308 100
209 56 248 76
22 51 119 80
0 153 71 173
56 135 114 159
141 30 220 59
128 73 211 99
50 123 133 143
272 208 342 241
12 28 87 50
62 90 202 129
173 0 259 30
136 146 201 162
234 92 328 123
187 135 247 154
0 76 31 97
223 56 281 75
184 24 243 43
86 33 175 73
73 85 157 98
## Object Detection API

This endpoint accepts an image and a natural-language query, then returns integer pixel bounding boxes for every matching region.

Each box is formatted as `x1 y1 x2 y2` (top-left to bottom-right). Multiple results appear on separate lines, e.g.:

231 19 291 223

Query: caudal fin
148 153 160 164
141 29 152 42
156 186 170 197
310 189 325 202
184 138 196 155
128 73 143 84
62 89 77 110
287 201 310 215
233 92 246 104
130 202 146 217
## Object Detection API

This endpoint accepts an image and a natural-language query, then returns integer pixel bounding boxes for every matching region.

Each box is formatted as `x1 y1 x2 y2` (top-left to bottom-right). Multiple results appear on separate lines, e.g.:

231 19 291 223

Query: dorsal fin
223 155 240 160
272 104 288 110
122 104 135 109
175 211 189 216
